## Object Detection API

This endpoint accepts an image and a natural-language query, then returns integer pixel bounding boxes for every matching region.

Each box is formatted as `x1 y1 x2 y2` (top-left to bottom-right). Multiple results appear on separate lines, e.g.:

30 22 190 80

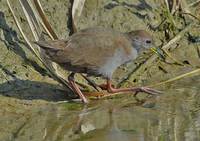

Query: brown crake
35 27 160 103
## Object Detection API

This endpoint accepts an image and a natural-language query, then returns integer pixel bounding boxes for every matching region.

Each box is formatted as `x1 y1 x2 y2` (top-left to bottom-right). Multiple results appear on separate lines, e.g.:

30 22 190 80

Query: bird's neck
134 44 144 54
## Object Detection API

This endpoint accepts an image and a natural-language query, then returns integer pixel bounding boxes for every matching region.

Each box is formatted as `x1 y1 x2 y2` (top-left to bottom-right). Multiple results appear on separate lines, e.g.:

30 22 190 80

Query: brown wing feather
36 27 132 73
35 40 67 50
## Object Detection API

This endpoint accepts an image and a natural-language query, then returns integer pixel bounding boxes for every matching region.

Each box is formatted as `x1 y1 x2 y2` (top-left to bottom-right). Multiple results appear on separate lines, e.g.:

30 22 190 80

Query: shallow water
1 83 200 141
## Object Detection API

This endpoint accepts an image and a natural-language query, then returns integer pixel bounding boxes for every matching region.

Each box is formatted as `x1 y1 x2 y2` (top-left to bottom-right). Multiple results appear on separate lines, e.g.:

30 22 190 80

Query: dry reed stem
7 0 72 90
33 0 58 39
149 68 200 87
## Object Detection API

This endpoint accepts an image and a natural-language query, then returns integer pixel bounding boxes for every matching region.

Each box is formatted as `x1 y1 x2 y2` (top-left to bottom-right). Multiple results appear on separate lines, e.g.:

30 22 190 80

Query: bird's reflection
71 99 155 141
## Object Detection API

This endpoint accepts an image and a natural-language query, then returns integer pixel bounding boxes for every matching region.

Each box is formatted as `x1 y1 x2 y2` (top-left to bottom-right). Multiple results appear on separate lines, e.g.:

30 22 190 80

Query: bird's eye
146 40 151 44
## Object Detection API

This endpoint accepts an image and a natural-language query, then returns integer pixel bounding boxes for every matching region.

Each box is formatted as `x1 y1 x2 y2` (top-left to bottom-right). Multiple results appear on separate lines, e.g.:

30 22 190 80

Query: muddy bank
0 0 200 140
1 82 200 141
0 0 199 101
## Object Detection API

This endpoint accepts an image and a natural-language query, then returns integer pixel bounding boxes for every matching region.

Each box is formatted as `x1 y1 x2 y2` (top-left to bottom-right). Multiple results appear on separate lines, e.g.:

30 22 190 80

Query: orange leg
106 79 161 95
80 75 114 91
98 83 114 90
68 73 88 103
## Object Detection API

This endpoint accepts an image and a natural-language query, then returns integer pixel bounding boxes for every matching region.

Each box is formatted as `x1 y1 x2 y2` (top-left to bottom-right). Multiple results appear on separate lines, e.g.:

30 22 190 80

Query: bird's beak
151 47 166 60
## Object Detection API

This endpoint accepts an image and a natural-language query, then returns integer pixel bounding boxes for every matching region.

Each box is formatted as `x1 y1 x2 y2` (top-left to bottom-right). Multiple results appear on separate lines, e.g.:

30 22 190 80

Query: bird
35 27 161 103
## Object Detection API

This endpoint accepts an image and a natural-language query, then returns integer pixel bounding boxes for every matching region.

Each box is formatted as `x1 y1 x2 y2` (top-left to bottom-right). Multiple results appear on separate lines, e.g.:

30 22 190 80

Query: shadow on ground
0 11 49 76
0 11 76 102
0 79 75 101
104 0 152 19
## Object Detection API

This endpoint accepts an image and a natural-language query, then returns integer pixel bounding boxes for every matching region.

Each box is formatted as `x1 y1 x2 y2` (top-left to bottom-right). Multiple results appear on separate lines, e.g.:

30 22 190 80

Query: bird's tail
34 41 59 51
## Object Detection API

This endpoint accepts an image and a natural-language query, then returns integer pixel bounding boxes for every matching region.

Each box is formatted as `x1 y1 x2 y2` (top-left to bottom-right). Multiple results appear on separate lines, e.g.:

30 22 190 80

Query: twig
148 68 200 87
189 0 200 7
162 23 192 50
33 0 58 39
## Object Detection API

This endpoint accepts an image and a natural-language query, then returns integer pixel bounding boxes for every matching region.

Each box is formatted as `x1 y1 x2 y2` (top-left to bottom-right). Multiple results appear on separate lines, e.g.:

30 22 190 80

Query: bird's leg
68 73 88 103
106 79 161 95
98 83 114 90
80 74 114 91
80 74 100 91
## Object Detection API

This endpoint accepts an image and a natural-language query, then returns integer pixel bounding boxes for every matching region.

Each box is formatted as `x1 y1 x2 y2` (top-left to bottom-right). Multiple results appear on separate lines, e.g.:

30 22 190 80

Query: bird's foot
83 91 108 98
133 87 162 96
98 83 114 90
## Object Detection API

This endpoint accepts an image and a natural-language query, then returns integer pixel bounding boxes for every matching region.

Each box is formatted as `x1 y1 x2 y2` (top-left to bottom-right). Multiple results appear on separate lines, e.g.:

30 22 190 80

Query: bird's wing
35 40 67 50
35 28 132 69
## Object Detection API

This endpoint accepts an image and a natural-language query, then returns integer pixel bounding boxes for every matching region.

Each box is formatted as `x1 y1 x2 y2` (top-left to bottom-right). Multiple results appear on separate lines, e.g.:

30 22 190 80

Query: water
0 81 200 141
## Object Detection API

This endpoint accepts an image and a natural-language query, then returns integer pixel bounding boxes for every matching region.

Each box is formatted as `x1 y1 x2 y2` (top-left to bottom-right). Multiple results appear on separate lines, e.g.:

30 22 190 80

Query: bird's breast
97 48 135 79
128 47 138 60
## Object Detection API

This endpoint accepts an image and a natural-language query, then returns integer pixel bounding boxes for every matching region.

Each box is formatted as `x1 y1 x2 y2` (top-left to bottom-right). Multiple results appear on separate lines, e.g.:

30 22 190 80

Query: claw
137 87 163 95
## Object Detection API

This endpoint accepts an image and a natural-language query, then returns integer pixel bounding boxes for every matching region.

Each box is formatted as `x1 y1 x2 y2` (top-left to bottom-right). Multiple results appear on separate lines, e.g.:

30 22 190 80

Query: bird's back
35 27 136 78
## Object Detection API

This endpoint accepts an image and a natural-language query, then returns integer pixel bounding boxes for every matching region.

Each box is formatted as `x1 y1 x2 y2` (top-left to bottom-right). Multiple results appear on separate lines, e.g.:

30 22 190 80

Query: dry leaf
72 0 86 32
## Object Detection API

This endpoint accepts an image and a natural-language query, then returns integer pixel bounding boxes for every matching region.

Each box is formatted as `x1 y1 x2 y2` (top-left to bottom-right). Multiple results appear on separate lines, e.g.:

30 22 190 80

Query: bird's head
127 30 154 53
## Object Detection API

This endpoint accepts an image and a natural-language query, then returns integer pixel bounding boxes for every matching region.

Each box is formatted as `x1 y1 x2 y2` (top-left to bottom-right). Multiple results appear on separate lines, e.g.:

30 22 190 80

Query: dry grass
146 0 200 87
7 0 72 90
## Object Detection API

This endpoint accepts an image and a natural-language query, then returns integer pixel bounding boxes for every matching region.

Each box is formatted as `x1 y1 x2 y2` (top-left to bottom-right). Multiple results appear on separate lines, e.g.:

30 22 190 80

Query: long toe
139 87 163 95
